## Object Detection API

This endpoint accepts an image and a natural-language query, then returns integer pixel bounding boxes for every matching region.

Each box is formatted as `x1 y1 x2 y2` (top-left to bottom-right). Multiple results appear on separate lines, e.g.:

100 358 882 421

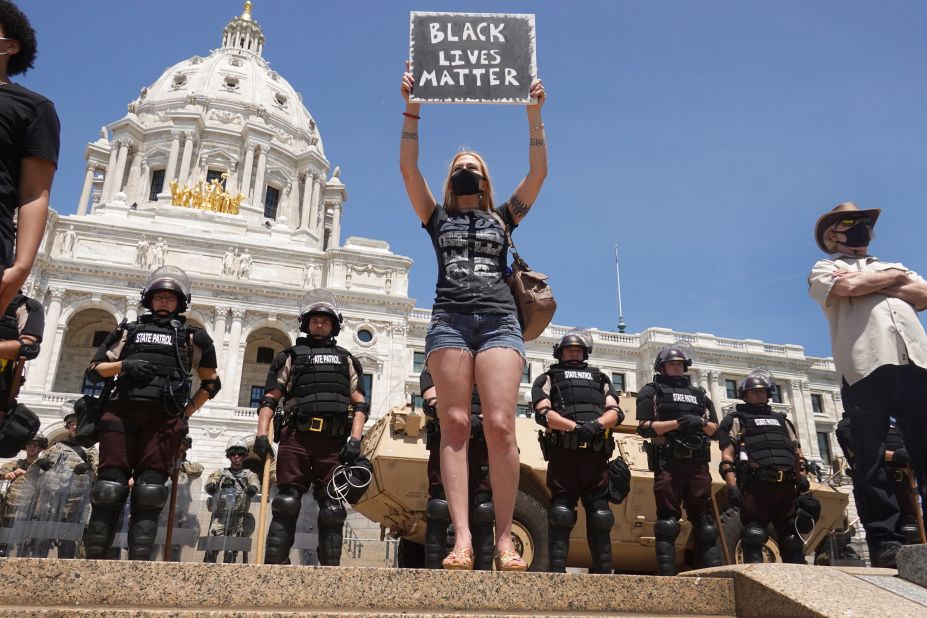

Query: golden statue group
169 174 245 215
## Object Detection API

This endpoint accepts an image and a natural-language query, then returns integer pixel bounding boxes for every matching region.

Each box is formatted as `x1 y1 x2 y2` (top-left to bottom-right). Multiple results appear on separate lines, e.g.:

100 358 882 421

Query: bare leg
429 348 475 553
475 347 523 554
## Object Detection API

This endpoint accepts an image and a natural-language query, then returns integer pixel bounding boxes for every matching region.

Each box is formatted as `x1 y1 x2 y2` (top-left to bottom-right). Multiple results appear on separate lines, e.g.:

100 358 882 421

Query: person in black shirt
0 1 60 311
399 63 547 571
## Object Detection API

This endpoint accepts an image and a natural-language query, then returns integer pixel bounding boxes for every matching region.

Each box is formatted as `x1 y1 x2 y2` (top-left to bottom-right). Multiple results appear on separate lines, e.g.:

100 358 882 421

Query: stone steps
0 558 735 617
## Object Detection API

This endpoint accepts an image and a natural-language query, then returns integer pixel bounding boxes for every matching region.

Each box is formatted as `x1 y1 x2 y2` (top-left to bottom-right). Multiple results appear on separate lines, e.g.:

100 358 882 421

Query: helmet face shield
738 369 776 399
141 266 192 312
298 289 342 336
654 340 694 373
553 327 593 360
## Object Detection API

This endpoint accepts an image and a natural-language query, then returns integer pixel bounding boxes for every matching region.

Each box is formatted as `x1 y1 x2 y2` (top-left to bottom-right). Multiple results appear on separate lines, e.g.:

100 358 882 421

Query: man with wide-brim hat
808 201 927 568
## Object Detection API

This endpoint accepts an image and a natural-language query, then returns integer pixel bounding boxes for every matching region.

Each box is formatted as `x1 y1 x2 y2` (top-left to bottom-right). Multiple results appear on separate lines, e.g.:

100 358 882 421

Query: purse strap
489 210 530 270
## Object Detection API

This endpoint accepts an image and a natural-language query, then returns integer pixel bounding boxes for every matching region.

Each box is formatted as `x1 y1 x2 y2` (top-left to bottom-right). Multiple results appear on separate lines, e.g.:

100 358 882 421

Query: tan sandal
493 549 527 572
442 547 474 570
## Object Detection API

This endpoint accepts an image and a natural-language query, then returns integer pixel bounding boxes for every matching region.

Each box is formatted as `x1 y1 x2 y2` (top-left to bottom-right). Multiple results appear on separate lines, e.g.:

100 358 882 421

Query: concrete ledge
684 563 924 618
0 558 734 616
897 543 927 588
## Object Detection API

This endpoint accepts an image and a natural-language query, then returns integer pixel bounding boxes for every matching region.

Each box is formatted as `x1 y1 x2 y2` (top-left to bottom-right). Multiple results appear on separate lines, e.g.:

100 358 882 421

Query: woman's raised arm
399 62 437 225
503 79 547 225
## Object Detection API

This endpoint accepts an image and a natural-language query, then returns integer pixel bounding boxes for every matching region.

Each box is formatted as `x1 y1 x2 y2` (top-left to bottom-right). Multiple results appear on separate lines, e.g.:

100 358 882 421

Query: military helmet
298 288 342 336
653 341 694 373
141 266 192 313
27 432 48 449
738 369 775 399
553 328 593 360
225 436 249 457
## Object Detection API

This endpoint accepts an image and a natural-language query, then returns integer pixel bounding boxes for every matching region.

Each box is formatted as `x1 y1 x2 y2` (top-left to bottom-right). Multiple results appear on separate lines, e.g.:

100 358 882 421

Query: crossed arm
831 268 927 310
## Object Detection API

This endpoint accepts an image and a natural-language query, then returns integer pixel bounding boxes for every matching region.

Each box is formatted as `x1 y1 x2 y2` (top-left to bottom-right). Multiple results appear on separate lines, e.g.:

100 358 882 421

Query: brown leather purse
491 212 557 341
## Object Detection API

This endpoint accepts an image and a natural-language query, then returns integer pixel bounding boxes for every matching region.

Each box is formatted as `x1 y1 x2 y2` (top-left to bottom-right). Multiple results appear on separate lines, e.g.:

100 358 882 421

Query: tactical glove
36 458 52 471
727 485 742 509
221 477 236 488
204 482 217 494
121 358 157 381
676 415 705 433
892 447 910 467
73 463 89 475
796 476 811 494
254 435 273 461
574 419 603 442
340 437 362 464
246 485 259 497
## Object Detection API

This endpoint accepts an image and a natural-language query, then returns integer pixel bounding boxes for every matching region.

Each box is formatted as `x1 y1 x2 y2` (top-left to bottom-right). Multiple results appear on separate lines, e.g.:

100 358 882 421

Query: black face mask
838 221 871 248
450 168 483 197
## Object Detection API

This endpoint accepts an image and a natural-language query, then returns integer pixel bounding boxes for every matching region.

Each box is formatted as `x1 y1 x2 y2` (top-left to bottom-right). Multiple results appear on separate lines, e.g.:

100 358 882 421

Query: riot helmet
27 432 48 449
552 328 593 361
141 266 192 314
653 341 694 373
225 436 249 457
298 288 342 337
738 369 775 400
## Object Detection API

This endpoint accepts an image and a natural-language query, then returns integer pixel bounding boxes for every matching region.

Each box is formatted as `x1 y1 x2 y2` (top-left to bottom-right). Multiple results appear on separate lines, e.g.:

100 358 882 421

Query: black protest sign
409 12 537 104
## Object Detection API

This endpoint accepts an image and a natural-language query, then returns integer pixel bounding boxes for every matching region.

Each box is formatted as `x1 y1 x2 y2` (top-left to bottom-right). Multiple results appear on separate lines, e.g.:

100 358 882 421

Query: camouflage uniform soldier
203 437 259 563
0 432 44 556
159 436 203 561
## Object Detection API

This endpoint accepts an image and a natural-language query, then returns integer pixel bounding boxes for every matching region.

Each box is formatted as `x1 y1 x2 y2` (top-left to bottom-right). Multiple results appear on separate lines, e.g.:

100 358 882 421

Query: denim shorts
425 311 525 361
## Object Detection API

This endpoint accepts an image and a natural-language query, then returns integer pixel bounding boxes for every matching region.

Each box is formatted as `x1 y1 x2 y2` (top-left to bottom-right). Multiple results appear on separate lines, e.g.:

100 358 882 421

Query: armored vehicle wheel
511 490 549 572
397 538 425 568
719 507 782 564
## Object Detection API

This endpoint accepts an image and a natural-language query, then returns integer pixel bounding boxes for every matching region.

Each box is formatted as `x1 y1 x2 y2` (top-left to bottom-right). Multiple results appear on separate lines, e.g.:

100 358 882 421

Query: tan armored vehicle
354 395 850 572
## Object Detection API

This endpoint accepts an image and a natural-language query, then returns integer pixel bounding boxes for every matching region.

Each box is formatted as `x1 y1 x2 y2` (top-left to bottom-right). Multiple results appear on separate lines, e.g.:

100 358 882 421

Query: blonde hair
442 151 495 215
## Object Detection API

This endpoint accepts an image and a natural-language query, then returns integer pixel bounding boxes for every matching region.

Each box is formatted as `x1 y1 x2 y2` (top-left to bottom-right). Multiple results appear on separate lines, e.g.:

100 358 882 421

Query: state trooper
254 289 367 566
532 329 623 574
0 290 44 456
636 342 722 575
0 431 44 556
419 366 493 570
82 266 221 560
32 407 97 558
718 371 810 563
203 437 260 563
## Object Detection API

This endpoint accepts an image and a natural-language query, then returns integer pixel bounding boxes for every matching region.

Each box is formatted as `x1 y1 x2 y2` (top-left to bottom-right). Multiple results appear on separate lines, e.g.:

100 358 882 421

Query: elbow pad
199 377 222 399
422 397 438 420
258 395 279 411
719 460 737 477
353 400 370 419
637 421 656 439
534 407 550 428
605 404 625 425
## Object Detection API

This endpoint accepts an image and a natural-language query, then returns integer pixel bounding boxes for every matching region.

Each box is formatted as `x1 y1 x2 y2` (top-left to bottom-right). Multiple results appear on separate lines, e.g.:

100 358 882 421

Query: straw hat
814 202 881 253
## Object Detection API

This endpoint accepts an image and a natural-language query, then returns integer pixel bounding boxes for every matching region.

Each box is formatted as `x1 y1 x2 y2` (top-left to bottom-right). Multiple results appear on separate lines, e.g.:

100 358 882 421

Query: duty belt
295 413 348 438
887 466 908 484
747 467 796 484
544 429 613 454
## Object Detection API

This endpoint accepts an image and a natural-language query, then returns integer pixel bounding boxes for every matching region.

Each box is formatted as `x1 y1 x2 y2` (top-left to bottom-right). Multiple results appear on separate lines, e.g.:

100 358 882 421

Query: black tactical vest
548 363 606 423
115 316 193 403
651 375 705 421
734 405 796 471
286 338 352 419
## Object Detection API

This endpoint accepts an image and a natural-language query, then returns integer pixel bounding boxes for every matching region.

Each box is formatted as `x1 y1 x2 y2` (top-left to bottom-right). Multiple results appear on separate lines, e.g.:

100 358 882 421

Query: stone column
124 149 143 202
213 305 229 370
329 203 342 249
77 164 95 215
28 287 64 393
178 132 194 185
223 308 244 404
706 370 725 412
99 143 120 202
110 141 130 196
124 295 138 323
252 147 267 207
308 175 322 234
240 145 255 200
165 131 181 182
301 173 316 231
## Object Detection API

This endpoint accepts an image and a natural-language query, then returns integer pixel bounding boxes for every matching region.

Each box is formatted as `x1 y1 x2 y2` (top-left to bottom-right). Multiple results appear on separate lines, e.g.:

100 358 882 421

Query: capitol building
18 4 848 542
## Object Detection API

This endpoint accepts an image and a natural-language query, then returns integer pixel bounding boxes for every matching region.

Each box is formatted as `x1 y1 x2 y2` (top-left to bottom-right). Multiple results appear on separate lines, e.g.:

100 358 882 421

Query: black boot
265 489 302 565
583 497 614 574
694 514 723 568
654 518 680 576
83 480 129 559
470 496 495 571
316 493 346 566
424 498 451 569
741 523 768 564
128 482 169 561
548 501 576 573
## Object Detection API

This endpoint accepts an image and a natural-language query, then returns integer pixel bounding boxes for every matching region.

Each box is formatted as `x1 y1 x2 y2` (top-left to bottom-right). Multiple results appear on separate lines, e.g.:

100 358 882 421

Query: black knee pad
90 480 129 507
426 498 451 523
317 498 347 528
742 523 768 547
695 514 719 546
470 499 495 526
98 467 129 485
548 502 576 529
271 493 302 519
654 518 680 541
588 509 614 531
132 483 169 510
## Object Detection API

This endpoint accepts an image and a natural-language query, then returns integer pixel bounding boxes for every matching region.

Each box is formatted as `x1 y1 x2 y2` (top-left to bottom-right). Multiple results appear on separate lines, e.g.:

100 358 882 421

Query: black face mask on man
450 168 483 197
838 220 871 248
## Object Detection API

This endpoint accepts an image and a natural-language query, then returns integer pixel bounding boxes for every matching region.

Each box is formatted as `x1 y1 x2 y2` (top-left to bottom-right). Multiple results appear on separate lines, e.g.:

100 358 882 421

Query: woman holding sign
399 64 546 571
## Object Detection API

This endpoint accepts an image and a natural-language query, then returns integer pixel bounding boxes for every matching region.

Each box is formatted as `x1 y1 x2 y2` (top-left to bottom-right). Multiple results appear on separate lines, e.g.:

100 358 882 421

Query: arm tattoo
506 193 532 218
401 130 418 140
529 138 546 147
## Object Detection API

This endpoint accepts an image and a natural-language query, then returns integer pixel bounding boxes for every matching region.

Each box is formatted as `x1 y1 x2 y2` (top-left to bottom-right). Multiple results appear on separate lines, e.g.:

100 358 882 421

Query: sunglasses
228 452 246 457
837 216 871 227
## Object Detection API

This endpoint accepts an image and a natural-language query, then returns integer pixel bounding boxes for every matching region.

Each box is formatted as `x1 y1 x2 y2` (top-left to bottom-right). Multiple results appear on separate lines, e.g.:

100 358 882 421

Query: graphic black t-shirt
0 84 60 264
424 204 517 315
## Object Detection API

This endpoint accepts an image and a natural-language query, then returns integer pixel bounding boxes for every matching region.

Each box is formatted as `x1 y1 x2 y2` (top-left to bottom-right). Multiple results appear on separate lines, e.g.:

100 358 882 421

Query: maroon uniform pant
653 459 712 520
740 479 797 528
98 401 186 476
546 446 609 504
275 424 343 493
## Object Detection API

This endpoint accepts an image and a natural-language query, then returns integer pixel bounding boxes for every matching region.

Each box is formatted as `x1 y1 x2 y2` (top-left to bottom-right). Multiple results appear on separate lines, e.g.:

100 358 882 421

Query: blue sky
18 1 927 358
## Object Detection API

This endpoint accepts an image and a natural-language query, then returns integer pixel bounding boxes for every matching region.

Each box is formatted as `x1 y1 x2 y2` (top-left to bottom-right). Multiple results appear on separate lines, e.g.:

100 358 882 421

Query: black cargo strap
746 467 796 484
